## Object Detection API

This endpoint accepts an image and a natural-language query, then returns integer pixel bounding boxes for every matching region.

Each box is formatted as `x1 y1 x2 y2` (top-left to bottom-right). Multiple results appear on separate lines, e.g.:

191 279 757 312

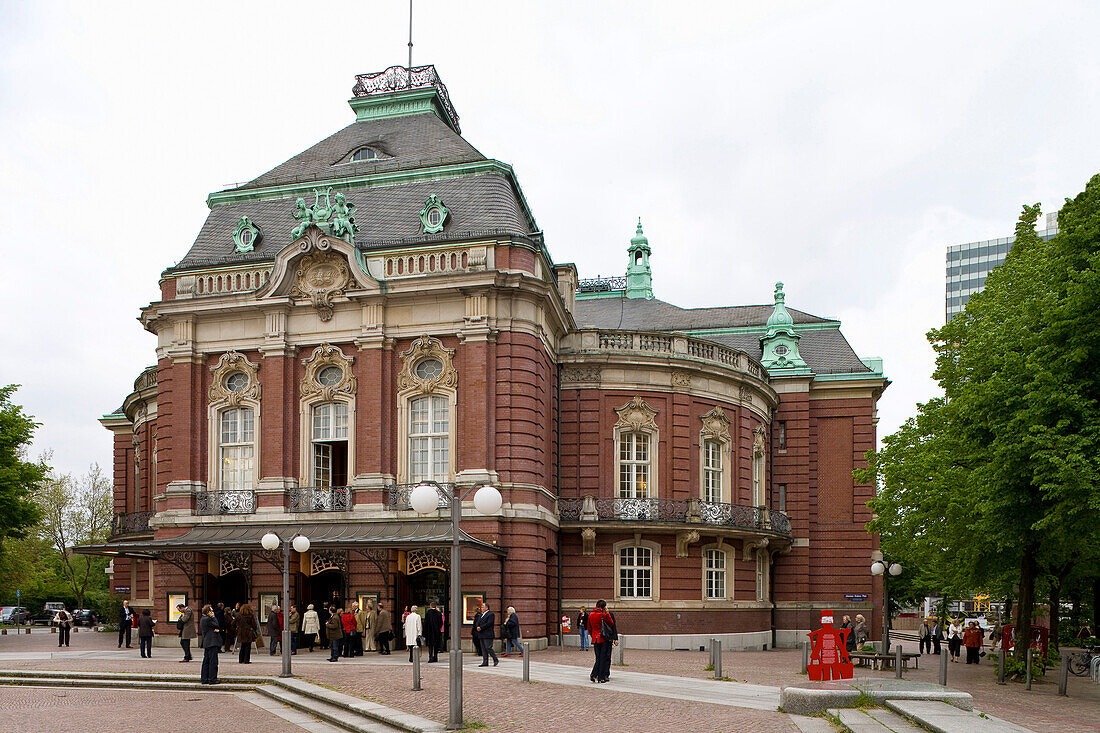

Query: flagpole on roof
408 0 414 86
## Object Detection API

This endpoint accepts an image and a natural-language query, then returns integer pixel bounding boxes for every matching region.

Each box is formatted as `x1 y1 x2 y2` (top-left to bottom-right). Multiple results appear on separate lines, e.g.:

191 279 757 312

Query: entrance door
204 569 248 608
307 570 345 609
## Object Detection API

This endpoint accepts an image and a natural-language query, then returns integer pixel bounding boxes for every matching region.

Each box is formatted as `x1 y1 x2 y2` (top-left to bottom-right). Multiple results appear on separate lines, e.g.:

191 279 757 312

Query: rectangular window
618 433 650 498
703 440 722 503
619 546 652 599
409 395 449 481
312 403 349 487
705 549 726 600
220 407 255 490
777 421 787 451
778 483 787 512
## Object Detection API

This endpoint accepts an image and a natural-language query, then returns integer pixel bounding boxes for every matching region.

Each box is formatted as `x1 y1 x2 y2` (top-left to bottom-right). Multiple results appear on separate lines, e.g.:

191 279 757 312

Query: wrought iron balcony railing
288 486 352 512
558 496 791 536
195 490 257 516
385 482 455 511
110 511 154 537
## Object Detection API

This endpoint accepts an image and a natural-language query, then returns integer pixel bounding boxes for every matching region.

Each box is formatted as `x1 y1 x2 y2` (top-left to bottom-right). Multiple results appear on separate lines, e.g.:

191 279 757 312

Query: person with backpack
55 607 73 647
587 599 616 683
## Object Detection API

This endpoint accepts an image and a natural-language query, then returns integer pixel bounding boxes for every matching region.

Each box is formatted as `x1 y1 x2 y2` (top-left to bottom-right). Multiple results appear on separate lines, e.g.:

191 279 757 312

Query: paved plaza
0 629 1097 732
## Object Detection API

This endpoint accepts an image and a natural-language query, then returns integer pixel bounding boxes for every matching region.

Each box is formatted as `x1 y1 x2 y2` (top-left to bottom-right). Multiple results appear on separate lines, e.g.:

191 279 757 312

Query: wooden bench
850 651 921 671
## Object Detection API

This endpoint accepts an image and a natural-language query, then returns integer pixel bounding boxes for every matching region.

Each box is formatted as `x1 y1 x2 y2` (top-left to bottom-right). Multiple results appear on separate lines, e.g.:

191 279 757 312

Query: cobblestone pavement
2 630 1098 732
0 684 307 732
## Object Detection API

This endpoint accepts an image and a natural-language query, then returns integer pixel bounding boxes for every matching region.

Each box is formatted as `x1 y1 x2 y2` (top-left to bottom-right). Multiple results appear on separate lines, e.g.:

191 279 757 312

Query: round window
317 366 343 387
414 358 443 380
225 372 249 392
774 345 789 356
426 208 443 227
240 229 253 246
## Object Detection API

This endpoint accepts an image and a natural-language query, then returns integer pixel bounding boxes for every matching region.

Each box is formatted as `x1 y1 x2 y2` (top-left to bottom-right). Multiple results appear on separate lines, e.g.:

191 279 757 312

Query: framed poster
167 593 187 623
259 593 280 624
462 593 484 626
357 592 379 611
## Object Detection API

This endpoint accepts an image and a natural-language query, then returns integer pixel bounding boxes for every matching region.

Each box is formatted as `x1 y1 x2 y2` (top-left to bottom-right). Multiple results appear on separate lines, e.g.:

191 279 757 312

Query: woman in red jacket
587 599 615 683
962 621 983 664
341 607 357 658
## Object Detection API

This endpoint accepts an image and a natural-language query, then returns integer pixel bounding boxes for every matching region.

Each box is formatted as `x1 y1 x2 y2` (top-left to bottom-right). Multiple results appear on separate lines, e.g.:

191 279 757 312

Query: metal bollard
1026 648 1033 691
412 644 421 691
801 640 809 672
712 639 723 679
997 649 1006 685
613 636 624 666
939 646 948 686
1058 653 1069 696
522 641 531 682
895 644 903 679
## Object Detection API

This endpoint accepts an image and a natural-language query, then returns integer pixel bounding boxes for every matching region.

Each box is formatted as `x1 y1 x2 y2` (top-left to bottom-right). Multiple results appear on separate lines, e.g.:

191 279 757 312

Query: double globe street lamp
870 553 902 654
261 531 311 677
408 481 502 731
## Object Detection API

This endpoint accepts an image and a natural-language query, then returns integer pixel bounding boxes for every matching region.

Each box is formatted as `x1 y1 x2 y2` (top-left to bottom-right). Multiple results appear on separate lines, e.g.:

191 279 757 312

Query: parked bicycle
1067 642 1098 677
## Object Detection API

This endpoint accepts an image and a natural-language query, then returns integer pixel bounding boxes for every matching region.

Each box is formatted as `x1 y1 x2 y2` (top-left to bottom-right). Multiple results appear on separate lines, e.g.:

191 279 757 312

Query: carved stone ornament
208 351 261 406
738 385 751 403
291 188 358 243
581 527 597 556
291 250 351 322
300 343 357 401
614 396 659 433
561 365 601 383
743 537 770 562
233 216 261 253
397 335 458 394
700 407 731 444
753 424 768 457
671 371 692 389
676 529 700 558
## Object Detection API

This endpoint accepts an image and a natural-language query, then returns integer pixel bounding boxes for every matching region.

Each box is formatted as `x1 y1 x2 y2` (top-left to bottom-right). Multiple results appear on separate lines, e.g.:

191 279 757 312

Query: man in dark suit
471 605 483 658
424 601 444 662
117 600 134 648
199 604 222 684
475 602 498 667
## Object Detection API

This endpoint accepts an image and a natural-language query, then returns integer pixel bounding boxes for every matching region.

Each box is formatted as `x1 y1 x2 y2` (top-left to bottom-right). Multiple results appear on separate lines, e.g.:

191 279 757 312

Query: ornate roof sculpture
352 64 460 133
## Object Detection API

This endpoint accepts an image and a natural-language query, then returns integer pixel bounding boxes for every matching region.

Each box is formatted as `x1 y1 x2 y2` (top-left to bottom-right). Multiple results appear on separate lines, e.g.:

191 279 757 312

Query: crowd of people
918 616 1003 664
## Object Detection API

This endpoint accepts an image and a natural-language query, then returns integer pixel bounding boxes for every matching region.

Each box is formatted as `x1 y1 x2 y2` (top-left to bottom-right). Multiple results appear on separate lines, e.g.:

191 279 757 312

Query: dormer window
351 147 379 162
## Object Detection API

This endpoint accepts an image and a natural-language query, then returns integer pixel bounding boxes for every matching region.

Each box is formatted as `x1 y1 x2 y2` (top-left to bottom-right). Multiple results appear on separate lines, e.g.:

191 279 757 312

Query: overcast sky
3 1 1099 479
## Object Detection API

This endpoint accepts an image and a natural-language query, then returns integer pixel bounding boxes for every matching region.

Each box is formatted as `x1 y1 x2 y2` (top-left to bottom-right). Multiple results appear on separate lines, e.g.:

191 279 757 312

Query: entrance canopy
75 520 507 559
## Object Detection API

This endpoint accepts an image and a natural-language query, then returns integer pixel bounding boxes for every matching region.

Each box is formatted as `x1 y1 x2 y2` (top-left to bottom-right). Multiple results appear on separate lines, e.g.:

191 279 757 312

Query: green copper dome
765 282 794 331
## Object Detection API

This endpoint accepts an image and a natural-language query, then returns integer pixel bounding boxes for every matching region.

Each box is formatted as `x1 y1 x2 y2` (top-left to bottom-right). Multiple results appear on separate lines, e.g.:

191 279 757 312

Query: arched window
703 439 722 503
219 406 255 490
350 147 379 162
613 397 660 500
703 547 729 601
619 545 652 599
311 402 349 487
409 395 449 481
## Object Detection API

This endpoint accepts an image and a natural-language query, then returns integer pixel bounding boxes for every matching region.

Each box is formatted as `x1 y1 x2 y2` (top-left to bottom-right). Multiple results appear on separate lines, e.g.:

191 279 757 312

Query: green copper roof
626 218 654 299
765 282 794 333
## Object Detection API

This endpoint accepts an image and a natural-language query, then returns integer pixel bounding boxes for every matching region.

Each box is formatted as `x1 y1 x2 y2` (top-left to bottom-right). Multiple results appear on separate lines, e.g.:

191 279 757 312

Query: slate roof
236 112 485 191
574 297 871 375
172 173 535 271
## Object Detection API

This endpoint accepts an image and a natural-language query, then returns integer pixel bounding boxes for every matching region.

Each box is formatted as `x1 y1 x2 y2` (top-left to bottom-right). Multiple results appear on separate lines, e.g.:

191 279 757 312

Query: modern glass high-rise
945 212 1059 321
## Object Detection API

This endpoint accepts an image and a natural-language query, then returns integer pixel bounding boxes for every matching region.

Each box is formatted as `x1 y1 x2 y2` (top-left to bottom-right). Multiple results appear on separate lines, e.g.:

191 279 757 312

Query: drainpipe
556 363 564 647
769 406 777 649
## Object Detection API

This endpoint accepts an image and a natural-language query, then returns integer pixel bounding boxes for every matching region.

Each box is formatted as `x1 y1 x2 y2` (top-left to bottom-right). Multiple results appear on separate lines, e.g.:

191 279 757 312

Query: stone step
863 708 927 732
257 684 404 733
830 708 912 732
0 675 254 692
270 677 446 732
0 668 266 684
886 700 1034 733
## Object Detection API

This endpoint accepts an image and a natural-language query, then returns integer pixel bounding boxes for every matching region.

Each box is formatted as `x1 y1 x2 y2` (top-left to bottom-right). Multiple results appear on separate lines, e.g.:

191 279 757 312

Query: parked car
43 602 66 613
0 606 30 624
28 609 59 626
71 609 98 626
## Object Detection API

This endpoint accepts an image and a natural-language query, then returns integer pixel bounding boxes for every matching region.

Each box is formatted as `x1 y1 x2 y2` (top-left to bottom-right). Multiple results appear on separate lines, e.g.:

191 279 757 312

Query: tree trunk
1004 593 1013 625
1093 578 1099 633
1015 543 1037 663
1049 580 1060 650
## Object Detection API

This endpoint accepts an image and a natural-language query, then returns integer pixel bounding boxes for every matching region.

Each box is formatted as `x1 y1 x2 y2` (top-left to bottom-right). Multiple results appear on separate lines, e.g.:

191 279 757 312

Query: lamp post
870 553 902 654
261 531 310 678
409 481 502 731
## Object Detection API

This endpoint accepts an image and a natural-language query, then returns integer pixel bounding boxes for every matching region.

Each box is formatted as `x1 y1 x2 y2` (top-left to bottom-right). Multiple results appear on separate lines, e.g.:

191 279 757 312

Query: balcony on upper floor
194 489 257 516
110 511 154 537
558 496 791 536
288 486 353 512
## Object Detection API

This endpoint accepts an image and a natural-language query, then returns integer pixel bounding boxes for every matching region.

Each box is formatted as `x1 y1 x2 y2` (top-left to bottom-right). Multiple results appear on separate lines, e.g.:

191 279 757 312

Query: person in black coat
475 602 498 667
424 601 444 663
117 600 134 648
200 604 222 684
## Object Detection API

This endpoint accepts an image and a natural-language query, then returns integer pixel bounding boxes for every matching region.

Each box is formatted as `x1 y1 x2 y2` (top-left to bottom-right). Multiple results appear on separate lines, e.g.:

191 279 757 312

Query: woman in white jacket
404 605 423 662
301 604 321 652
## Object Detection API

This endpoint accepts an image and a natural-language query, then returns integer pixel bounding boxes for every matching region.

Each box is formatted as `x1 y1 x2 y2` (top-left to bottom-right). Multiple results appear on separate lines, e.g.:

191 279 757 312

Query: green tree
34 464 113 611
862 180 1100 661
0 385 47 542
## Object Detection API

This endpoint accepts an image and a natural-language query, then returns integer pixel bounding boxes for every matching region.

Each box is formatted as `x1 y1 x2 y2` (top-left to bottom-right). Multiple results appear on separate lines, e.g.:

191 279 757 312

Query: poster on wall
167 593 187 623
259 593 280 624
357 592 379 612
462 592 484 625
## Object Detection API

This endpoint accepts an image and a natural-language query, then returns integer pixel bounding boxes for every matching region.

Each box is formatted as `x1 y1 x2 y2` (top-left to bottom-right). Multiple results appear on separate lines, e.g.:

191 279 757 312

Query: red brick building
84 66 887 650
